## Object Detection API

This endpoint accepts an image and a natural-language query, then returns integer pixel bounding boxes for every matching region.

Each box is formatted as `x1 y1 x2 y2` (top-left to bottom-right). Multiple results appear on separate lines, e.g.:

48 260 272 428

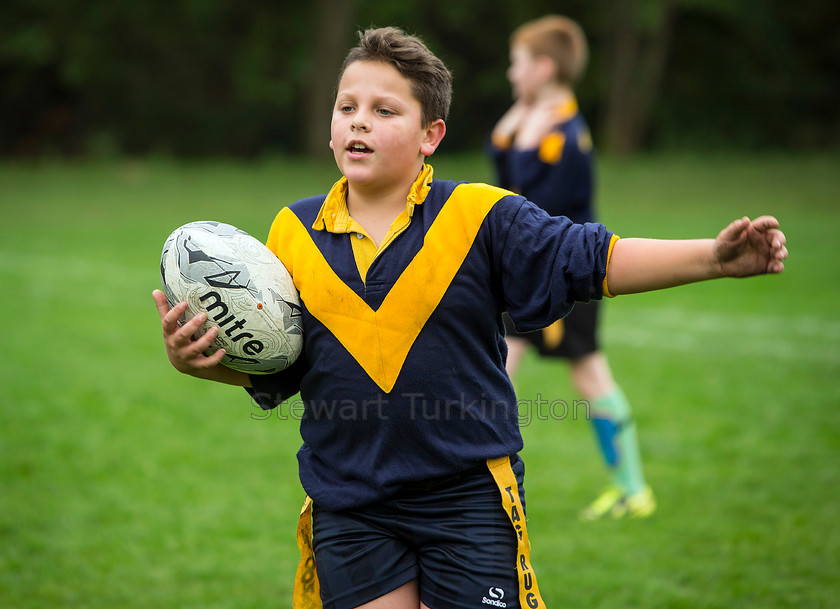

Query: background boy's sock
589 386 646 495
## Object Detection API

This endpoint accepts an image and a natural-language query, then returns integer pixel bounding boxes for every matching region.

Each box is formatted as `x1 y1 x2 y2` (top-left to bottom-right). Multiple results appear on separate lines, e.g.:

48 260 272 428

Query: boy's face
507 43 551 101
330 60 444 195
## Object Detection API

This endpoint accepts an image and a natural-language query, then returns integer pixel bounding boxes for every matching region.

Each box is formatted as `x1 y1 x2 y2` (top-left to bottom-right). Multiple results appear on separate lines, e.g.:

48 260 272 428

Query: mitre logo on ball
160 220 303 374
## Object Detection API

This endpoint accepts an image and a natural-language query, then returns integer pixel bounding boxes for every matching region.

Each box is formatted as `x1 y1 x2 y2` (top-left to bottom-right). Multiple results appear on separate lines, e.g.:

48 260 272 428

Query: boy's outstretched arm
606 216 788 296
152 289 252 387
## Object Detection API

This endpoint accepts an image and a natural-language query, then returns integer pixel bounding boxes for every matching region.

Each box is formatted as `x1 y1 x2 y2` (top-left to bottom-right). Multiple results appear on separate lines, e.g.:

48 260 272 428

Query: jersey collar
312 164 435 233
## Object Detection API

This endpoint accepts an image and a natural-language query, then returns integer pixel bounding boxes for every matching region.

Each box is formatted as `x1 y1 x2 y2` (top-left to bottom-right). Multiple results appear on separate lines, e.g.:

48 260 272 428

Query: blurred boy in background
489 15 655 520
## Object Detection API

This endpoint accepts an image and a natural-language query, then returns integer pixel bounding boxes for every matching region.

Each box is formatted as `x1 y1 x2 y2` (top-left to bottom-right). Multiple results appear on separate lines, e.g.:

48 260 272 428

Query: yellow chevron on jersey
272 183 509 393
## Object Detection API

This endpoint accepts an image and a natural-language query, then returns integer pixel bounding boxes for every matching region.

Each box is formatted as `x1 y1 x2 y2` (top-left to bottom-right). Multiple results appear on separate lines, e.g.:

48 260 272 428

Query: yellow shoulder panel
538 132 566 164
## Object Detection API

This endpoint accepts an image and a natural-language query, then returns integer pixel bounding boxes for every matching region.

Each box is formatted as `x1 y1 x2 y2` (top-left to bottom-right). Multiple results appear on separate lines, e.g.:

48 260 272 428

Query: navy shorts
311 457 527 609
504 299 600 359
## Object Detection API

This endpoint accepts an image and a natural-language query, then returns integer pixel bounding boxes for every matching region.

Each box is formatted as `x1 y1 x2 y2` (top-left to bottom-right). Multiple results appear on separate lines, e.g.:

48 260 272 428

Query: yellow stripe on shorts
542 319 564 350
487 456 547 609
293 496 321 609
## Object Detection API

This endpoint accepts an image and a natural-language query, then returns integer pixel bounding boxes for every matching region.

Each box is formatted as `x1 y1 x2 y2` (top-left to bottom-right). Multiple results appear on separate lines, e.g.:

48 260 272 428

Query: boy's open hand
152 289 227 375
714 216 788 277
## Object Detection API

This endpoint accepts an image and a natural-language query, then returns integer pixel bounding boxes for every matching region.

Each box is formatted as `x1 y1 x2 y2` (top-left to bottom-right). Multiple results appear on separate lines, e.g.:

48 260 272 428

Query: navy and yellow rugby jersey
489 96 595 223
248 165 616 511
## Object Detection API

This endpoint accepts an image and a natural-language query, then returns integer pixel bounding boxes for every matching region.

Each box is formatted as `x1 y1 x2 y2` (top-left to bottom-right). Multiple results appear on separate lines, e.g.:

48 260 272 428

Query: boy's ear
420 119 447 156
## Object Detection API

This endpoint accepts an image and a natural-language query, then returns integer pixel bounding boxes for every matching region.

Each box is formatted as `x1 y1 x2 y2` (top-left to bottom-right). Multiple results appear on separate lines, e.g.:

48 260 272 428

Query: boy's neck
533 83 574 106
346 181 413 247
347 183 410 213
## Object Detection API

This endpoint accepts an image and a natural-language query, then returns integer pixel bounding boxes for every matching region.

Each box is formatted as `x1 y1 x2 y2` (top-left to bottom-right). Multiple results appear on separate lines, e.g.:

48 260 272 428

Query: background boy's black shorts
311 456 526 609
504 299 600 359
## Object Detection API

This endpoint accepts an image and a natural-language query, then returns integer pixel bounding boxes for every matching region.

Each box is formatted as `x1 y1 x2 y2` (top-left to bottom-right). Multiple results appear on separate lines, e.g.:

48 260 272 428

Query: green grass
1 152 838 608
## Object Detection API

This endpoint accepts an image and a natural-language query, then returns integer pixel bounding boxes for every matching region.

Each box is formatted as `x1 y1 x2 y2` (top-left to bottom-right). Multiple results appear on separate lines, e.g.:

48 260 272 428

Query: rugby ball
160 221 303 374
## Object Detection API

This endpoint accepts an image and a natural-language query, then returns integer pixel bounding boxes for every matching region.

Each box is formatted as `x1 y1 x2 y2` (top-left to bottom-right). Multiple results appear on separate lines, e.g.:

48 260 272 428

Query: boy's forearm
189 365 252 387
606 238 721 295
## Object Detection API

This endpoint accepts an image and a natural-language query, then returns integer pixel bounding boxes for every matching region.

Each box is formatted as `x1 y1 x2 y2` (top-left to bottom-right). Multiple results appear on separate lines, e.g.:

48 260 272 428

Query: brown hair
511 15 588 85
335 27 453 126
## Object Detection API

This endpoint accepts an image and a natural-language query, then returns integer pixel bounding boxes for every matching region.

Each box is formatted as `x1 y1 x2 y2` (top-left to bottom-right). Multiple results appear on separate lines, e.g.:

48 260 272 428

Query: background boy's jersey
248 174 615 511
489 98 595 223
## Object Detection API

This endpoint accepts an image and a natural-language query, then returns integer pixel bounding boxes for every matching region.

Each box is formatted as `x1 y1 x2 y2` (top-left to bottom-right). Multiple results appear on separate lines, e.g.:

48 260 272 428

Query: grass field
1 152 838 608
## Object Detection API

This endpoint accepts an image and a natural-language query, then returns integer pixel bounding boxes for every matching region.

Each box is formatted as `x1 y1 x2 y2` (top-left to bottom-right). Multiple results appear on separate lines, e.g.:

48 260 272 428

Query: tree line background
2 0 838 159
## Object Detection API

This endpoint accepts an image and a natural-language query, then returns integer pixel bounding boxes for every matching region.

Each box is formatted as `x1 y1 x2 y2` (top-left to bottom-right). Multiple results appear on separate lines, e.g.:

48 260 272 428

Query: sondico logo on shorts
482 586 506 607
